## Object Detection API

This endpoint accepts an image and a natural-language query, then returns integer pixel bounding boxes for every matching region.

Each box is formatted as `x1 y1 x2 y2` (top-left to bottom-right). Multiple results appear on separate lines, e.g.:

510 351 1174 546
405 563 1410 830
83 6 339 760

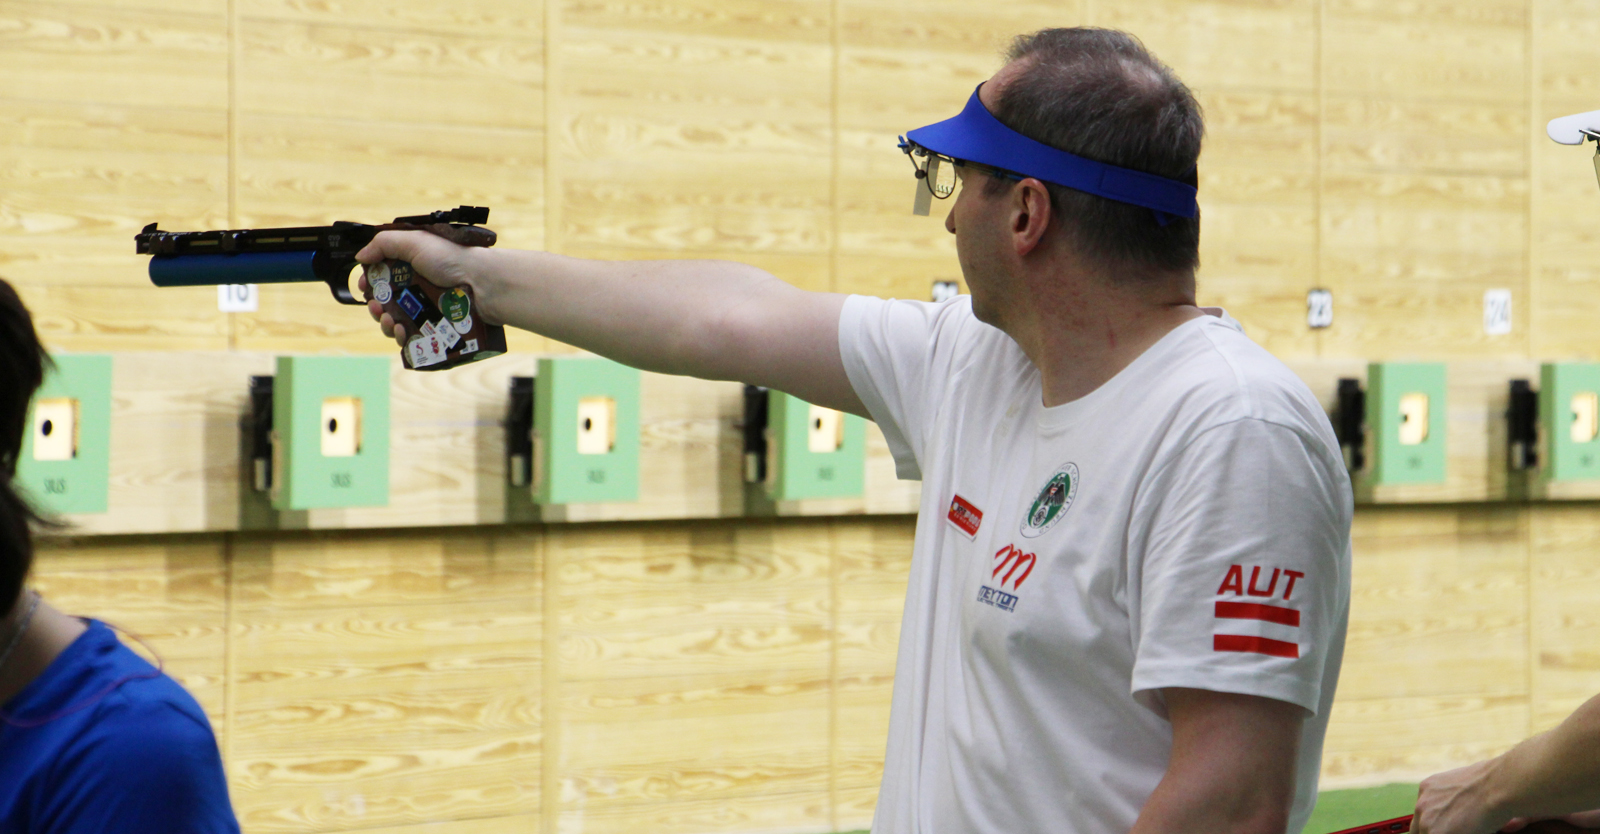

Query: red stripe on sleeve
1214 634 1299 658
1215 601 1301 627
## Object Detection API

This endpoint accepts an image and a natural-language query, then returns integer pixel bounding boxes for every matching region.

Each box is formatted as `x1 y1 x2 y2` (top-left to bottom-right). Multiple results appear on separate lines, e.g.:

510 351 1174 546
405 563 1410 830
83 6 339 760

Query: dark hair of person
0 277 52 620
983 27 1204 277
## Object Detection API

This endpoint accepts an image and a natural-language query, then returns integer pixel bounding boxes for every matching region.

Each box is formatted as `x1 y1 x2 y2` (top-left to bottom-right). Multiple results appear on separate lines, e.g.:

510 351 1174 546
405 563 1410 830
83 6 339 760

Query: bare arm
1131 688 1304 834
356 230 867 417
1415 693 1600 834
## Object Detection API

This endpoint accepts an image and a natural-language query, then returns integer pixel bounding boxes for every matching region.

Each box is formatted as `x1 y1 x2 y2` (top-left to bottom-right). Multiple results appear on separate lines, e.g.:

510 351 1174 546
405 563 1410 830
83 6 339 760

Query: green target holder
1540 362 1600 483
766 391 866 501
17 354 113 515
533 356 640 505
270 355 390 510
1365 362 1448 486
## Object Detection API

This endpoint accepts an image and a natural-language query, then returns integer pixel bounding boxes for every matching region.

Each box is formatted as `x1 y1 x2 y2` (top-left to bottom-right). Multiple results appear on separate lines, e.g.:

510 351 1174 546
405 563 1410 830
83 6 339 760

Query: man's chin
968 296 999 326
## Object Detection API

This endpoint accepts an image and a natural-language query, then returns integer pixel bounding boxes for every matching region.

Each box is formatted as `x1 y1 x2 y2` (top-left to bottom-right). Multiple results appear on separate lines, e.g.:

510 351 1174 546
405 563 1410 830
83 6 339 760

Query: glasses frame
899 138 1026 202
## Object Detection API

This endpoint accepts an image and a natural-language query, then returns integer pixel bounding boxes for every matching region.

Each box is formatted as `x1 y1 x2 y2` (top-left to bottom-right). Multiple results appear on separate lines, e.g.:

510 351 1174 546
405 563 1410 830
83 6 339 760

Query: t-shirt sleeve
837 294 972 481
40 698 241 833
1129 417 1351 715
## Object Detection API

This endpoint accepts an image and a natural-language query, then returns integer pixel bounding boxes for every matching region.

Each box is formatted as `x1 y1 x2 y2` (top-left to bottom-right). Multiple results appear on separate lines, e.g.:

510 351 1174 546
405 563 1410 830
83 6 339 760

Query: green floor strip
1305 783 1420 834
828 782 1419 834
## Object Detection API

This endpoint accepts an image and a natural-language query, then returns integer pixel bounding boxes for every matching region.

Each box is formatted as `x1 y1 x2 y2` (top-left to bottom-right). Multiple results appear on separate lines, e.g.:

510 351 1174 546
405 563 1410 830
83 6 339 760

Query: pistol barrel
148 251 326 288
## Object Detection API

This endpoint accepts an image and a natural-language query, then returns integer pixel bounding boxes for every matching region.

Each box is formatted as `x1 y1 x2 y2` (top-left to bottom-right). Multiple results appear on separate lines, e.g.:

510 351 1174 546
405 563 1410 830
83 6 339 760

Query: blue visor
904 85 1199 220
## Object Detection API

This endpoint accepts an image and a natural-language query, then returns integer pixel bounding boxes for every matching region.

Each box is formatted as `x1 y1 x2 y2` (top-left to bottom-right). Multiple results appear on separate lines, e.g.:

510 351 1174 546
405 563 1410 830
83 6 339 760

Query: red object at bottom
1325 814 1587 834
1325 815 1412 834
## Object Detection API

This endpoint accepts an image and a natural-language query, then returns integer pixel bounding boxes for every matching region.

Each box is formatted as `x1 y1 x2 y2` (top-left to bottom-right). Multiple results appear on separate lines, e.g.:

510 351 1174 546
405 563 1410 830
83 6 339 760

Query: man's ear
1011 178 1052 257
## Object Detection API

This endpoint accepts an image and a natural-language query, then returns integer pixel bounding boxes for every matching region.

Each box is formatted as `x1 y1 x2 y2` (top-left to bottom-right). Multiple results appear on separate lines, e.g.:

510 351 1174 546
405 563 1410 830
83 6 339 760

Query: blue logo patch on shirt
977 585 1017 612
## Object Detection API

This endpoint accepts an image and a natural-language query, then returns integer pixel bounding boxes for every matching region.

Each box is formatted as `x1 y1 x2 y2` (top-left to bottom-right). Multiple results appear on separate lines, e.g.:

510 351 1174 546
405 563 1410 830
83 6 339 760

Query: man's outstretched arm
1131 688 1304 834
356 230 867 417
1414 692 1600 834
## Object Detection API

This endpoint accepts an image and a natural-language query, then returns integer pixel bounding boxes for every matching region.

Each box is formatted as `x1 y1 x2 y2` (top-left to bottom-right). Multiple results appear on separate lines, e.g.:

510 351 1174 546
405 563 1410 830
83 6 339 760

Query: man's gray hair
985 28 1204 276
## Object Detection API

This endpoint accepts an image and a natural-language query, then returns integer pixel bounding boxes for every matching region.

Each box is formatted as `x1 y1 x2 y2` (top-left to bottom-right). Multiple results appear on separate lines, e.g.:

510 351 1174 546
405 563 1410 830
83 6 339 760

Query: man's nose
944 205 956 234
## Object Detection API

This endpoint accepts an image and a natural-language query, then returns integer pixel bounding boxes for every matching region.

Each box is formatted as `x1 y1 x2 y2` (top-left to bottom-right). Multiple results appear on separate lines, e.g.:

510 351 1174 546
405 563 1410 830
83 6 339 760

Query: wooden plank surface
548 520 834 833
1529 504 1600 732
550 0 833 259
228 526 543 833
1097 0 1318 93
1320 0 1530 362
1336 506 1528 702
1321 505 1530 787
833 518 913 832
1194 88 1320 358
1531 0 1600 361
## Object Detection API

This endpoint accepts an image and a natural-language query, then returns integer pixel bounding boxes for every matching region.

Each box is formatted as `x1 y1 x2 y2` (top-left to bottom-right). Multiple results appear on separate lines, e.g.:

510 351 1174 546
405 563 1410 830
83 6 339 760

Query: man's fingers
368 299 384 323
356 229 422 265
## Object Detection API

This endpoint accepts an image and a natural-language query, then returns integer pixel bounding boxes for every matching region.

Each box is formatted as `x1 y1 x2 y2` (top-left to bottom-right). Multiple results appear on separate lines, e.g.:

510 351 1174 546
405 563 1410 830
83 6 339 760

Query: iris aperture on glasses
899 137 1025 216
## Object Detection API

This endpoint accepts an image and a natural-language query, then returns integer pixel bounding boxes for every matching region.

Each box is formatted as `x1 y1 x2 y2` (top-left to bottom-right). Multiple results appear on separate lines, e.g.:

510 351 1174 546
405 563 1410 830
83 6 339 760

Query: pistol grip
361 259 507 371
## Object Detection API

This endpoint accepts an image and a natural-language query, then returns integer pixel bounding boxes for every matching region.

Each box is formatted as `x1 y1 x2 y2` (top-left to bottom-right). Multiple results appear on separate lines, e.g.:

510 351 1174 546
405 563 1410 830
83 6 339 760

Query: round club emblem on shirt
1021 462 1078 538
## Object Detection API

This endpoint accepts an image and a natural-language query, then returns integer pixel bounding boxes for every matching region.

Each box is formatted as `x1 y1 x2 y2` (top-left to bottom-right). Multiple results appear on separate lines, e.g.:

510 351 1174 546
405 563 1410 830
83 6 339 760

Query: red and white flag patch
946 494 982 540
1213 565 1303 659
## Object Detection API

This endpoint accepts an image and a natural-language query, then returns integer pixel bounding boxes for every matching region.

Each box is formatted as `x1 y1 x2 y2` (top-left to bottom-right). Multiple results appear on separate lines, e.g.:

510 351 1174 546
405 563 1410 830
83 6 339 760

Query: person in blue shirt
0 277 240 833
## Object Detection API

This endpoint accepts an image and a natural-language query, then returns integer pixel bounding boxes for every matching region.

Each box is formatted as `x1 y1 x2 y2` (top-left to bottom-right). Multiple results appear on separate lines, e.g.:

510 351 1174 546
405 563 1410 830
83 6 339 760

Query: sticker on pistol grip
397 288 425 323
389 260 414 287
436 319 461 349
406 333 447 368
440 289 473 334
366 263 394 304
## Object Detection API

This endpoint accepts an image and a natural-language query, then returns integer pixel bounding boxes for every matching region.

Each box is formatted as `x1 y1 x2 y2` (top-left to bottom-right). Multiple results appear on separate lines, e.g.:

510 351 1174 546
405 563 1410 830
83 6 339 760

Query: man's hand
1130 688 1305 834
1415 760 1510 834
357 230 485 347
1414 692 1600 834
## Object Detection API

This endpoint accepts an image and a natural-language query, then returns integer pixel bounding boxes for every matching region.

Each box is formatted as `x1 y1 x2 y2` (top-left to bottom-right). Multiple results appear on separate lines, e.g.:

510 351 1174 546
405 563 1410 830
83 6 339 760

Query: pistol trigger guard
315 252 364 305
326 278 361 305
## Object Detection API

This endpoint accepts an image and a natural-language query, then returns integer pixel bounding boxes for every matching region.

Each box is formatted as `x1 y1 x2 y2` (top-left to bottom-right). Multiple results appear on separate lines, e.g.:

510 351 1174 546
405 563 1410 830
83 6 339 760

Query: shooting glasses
1548 109 1600 191
898 84 1201 224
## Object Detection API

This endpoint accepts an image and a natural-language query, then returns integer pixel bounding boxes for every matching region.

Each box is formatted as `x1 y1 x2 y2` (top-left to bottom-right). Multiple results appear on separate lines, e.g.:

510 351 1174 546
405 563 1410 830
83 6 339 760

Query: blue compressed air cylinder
149 251 322 287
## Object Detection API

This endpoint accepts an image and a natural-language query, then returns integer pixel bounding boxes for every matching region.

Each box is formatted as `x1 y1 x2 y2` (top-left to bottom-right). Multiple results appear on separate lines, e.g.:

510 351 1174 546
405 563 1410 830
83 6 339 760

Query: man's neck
1002 266 1204 408
0 593 88 707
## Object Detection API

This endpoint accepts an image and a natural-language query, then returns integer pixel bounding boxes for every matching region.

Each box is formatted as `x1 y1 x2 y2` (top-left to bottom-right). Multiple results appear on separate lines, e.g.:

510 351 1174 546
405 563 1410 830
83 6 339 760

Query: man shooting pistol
134 206 507 371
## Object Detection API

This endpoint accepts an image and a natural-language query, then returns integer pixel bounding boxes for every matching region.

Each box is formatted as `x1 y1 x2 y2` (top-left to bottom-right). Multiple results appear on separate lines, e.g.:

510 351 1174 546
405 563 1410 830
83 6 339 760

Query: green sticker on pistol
440 289 471 329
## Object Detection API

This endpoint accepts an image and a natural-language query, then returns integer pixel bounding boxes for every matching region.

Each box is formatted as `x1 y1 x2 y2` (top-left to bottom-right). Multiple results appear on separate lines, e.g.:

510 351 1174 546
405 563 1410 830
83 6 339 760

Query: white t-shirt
838 295 1353 834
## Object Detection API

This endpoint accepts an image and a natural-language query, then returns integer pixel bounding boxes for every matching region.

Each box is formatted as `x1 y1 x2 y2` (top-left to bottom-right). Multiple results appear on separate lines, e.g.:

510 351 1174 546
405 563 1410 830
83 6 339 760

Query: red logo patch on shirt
947 494 983 539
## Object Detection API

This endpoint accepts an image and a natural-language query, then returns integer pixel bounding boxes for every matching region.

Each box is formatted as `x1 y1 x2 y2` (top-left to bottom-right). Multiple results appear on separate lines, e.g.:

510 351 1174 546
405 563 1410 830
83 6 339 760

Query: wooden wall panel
550 0 832 264
547 520 834 834
0 1 230 353
1529 505 1600 732
833 518 913 832
0 2 228 108
1531 0 1600 360
227 527 543 833
1321 506 1530 787
1189 89 1320 357
1321 1 1530 360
